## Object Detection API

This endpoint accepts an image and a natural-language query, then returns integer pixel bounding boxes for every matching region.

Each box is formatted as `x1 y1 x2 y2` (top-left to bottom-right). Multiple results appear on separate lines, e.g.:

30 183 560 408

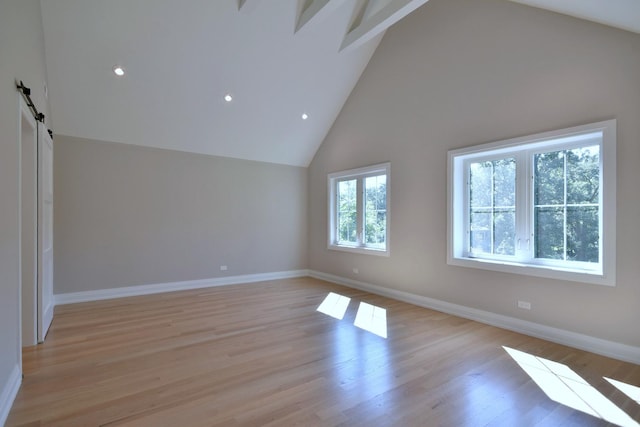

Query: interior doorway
18 92 55 361
19 97 38 350
37 122 54 342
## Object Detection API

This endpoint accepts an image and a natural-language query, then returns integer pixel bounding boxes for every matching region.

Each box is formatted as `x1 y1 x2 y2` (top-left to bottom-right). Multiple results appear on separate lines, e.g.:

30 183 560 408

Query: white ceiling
40 0 640 167
40 0 392 167
509 0 640 34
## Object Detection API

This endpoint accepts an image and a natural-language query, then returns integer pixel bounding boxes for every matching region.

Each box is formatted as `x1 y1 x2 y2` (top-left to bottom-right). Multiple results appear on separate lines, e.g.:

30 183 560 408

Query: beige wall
0 0 52 405
53 136 308 294
309 0 640 347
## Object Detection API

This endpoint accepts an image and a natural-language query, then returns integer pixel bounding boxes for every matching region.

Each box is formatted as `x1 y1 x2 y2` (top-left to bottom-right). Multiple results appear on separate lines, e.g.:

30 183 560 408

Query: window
328 163 390 256
448 120 616 285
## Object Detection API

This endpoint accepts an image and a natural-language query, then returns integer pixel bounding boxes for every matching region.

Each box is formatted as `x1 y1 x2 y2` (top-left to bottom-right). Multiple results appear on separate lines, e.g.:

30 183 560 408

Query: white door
20 99 38 348
37 123 54 342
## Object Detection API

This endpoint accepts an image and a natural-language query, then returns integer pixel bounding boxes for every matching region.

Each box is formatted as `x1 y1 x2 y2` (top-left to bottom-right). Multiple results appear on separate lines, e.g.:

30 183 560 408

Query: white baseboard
308 270 640 365
54 270 310 306
0 364 21 427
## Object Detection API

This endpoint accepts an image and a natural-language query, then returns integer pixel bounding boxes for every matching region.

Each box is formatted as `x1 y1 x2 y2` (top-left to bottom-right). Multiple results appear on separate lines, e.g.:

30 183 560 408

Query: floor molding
54 270 310 306
0 364 21 427
308 270 640 365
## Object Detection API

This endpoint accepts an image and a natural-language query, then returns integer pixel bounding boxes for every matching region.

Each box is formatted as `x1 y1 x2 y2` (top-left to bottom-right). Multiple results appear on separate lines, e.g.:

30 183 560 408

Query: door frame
18 95 38 366
37 121 54 343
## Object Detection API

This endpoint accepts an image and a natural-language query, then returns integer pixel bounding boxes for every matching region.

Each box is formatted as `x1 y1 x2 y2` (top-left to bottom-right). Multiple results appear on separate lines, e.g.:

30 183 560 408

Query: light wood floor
7 277 640 426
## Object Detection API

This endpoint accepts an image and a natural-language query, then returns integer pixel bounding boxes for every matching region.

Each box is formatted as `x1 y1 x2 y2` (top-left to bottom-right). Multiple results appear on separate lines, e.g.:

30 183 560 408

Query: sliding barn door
37 123 54 342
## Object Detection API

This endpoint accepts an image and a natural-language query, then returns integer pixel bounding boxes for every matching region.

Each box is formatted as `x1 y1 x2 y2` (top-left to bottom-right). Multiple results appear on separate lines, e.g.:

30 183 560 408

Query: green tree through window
449 119 615 285
337 179 357 244
469 158 516 256
329 163 390 256
534 146 600 263
365 175 387 248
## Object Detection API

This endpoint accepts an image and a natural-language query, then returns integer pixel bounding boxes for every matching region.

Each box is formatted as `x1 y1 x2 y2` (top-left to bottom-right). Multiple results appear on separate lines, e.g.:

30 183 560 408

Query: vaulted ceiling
510 0 640 35
40 0 640 167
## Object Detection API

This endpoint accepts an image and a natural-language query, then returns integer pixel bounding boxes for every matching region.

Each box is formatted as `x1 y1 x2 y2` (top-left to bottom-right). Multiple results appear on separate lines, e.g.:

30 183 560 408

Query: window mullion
357 178 364 247
334 180 339 245
490 161 495 254
330 178 339 246
563 151 568 261
516 151 531 261
464 159 474 256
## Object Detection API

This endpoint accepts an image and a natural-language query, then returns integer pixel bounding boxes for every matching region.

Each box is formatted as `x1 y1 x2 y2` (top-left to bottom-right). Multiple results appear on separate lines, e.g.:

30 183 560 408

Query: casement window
328 163 390 256
448 120 616 285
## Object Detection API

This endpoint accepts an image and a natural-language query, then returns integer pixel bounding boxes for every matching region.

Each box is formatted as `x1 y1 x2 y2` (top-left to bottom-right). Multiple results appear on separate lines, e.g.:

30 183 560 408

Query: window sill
447 256 614 286
328 244 390 257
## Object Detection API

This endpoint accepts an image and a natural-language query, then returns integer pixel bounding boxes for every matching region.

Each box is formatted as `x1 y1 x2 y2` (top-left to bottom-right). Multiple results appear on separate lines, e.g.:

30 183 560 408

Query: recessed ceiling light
113 66 125 76
301 113 309 120
224 94 233 102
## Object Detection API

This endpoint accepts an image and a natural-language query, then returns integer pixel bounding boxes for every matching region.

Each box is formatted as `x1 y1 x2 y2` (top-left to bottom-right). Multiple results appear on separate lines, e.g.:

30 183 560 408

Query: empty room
2 0 640 425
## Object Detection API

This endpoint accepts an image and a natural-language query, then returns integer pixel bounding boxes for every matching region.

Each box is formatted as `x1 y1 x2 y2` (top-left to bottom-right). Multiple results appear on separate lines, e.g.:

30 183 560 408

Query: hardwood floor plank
7 277 640 426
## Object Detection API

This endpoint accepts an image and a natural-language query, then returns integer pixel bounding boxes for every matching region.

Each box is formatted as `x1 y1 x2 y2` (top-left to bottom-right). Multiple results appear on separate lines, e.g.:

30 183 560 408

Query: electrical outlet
518 300 531 310
352 268 359 274
220 265 228 271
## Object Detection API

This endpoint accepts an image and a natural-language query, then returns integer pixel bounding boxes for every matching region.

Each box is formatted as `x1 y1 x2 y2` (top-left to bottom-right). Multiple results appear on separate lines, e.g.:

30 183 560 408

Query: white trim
0 364 21 427
328 162 390 256
447 257 610 286
54 270 309 305
326 244 390 257
308 270 640 365
448 119 616 286
42 301 54 338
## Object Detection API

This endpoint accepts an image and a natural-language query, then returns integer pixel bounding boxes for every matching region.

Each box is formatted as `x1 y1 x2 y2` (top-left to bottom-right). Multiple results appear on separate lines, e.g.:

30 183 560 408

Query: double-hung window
328 163 390 256
448 120 616 285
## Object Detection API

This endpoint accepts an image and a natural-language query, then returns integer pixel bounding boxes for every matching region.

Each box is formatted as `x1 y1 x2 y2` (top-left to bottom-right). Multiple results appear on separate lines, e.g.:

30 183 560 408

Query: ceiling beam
237 0 261 14
507 0 640 34
340 0 430 52
295 0 347 33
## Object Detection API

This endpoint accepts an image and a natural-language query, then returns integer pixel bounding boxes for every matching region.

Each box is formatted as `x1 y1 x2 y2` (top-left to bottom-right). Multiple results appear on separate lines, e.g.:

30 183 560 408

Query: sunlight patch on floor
316 293 388 338
504 346 639 427
316 292 351 320
605 377 640 405
354 302 387 338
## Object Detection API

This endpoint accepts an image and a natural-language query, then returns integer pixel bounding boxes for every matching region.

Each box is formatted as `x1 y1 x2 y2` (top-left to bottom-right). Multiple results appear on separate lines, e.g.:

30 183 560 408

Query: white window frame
328 162 390 256
448 120 616 286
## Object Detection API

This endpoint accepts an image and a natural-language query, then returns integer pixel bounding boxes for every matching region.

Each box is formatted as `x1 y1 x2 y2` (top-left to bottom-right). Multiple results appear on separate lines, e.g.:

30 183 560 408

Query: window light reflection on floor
605 377 640 405
504 346 639 427
354 302 387 338
316 292 351 320
316 294 388 339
